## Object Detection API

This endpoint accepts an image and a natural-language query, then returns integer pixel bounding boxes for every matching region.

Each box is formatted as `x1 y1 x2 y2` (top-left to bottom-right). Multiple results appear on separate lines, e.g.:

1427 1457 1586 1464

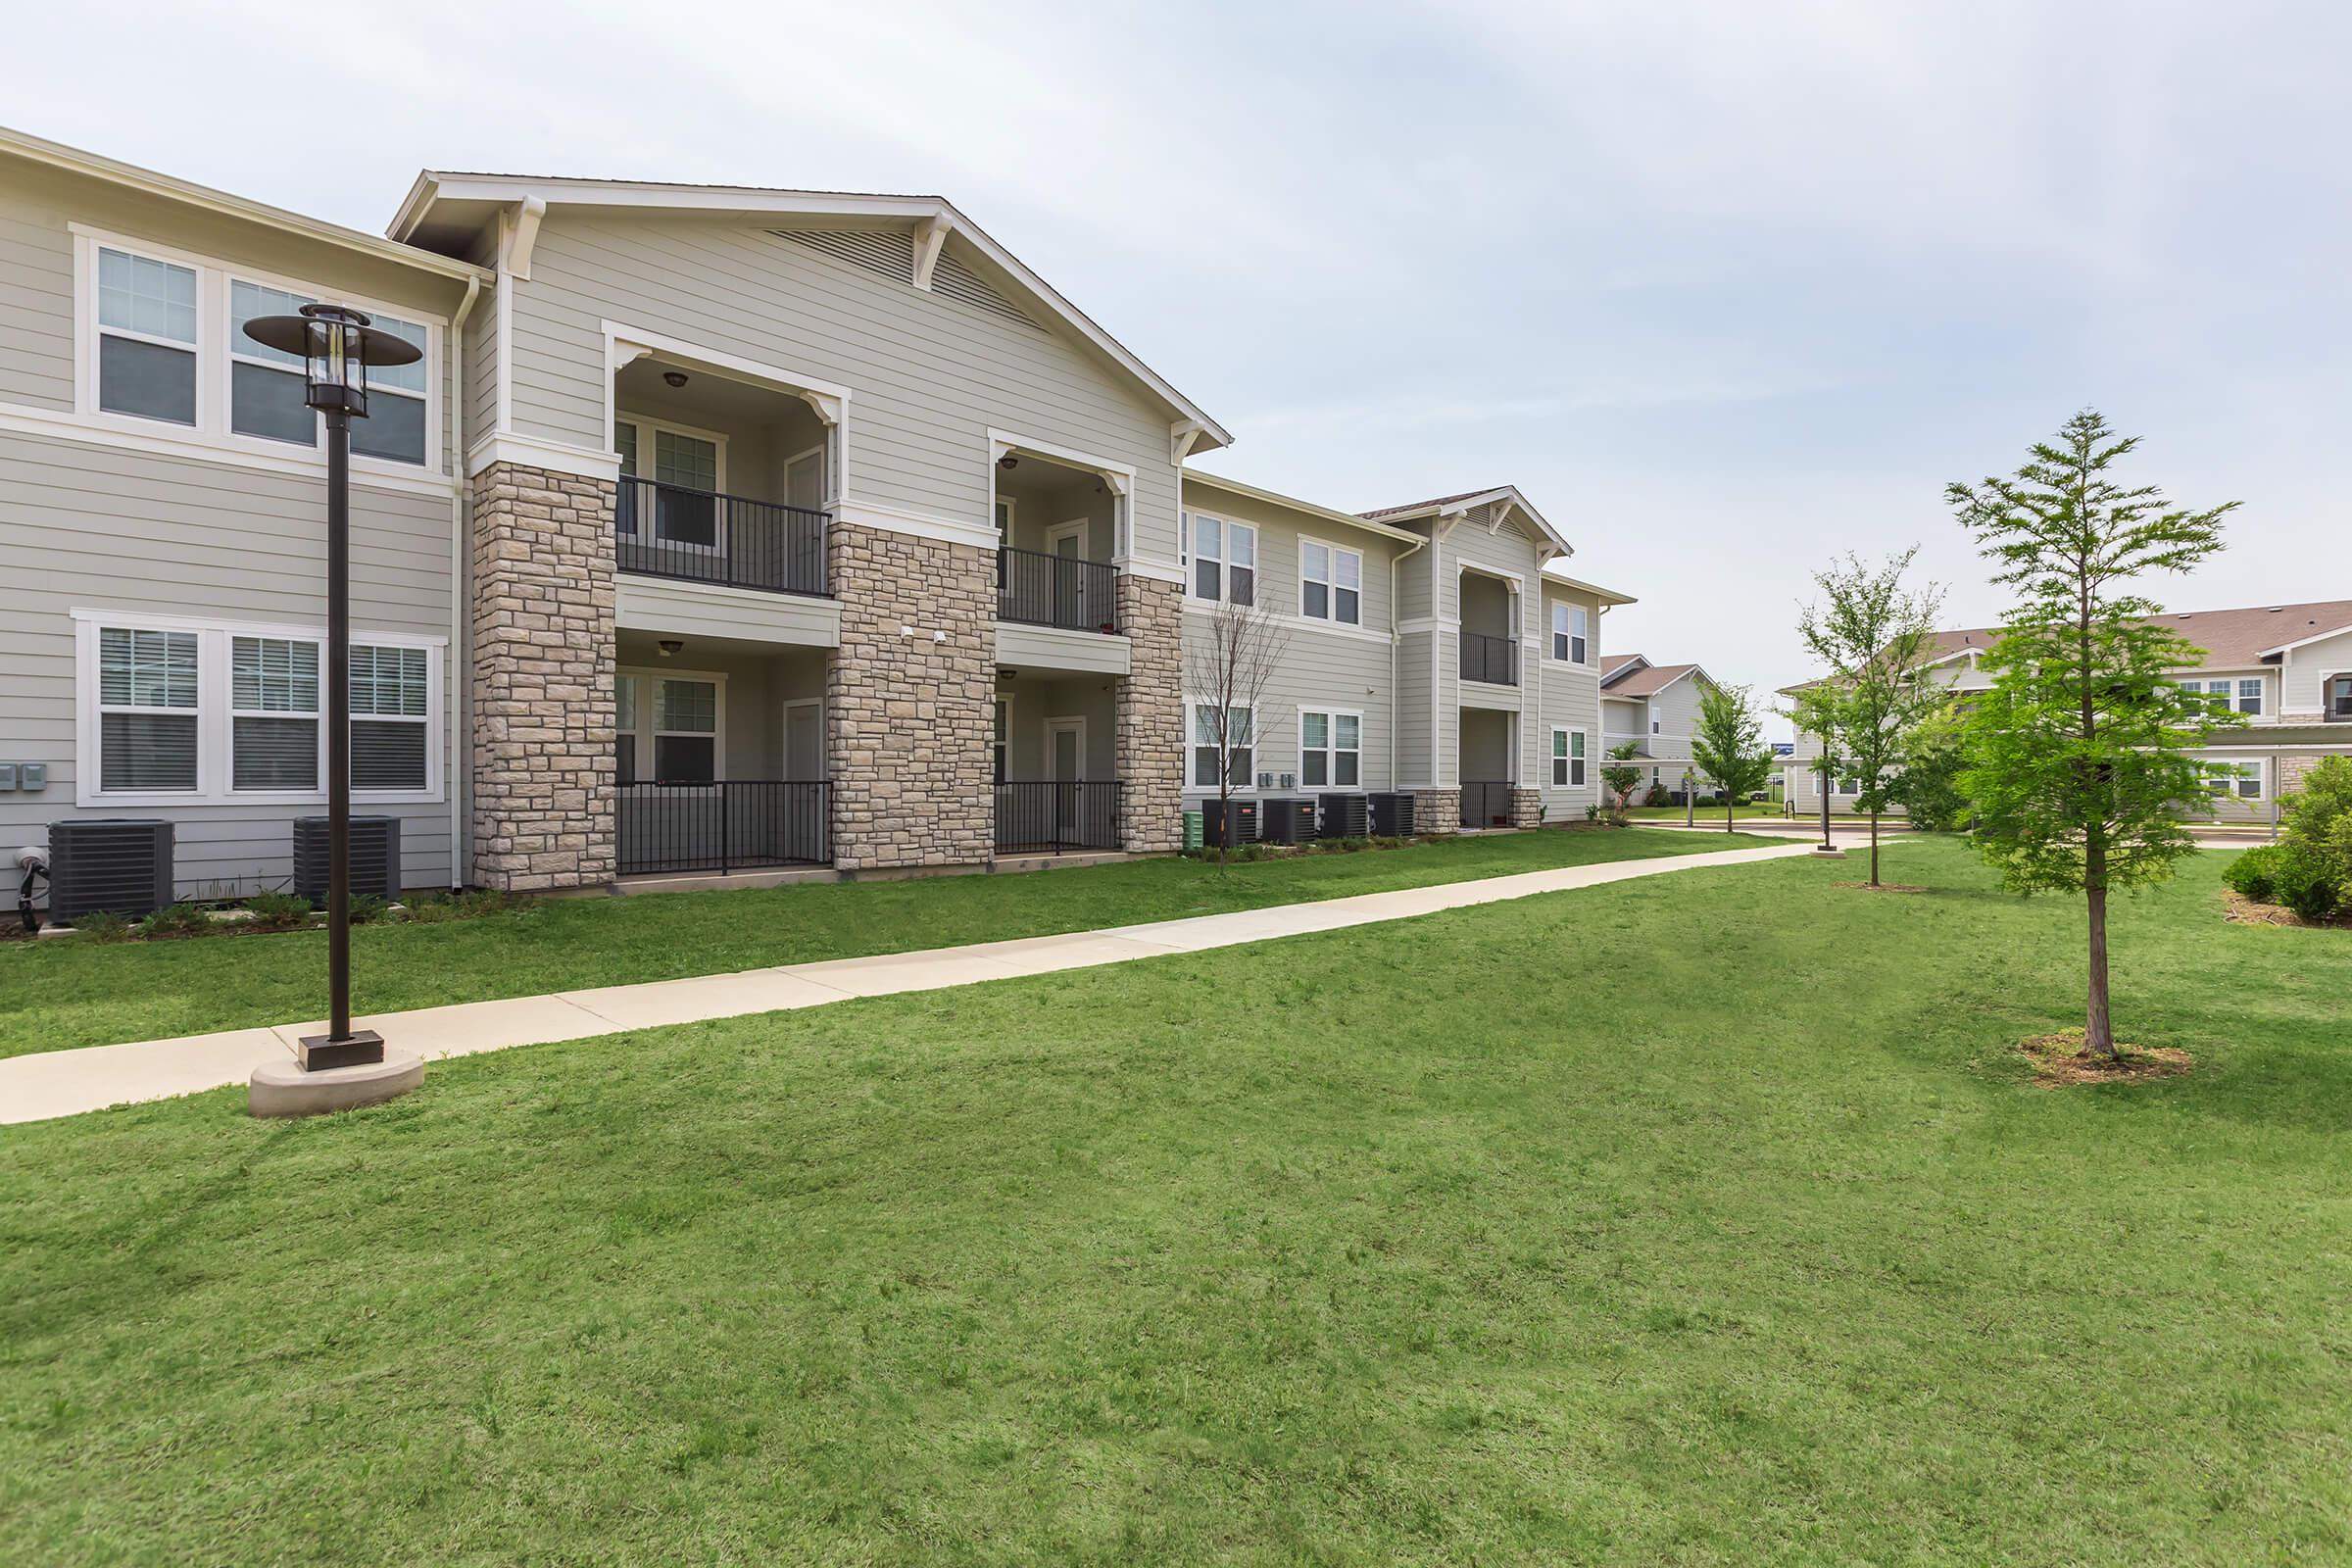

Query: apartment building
0 126 1637 906
1597 656 1717 797
1780 601 2352 823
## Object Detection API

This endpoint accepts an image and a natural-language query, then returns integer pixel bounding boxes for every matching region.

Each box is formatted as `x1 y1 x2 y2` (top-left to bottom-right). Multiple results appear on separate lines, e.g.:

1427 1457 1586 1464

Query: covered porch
995 665 1123 853
613 632 832 875
1458 707 1519 830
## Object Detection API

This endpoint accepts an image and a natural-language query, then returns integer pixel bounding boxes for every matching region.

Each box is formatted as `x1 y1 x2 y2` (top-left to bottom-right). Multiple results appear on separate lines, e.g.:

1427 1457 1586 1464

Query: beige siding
509 218 1183 561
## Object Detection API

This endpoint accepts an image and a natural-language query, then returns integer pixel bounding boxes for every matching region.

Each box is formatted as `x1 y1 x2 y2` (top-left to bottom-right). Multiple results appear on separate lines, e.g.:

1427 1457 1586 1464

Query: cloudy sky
18 2 2346 730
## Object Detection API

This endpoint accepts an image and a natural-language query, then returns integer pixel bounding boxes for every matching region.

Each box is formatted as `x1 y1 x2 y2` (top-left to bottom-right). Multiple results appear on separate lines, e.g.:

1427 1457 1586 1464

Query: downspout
445 273 481 889
1388 531 1426 791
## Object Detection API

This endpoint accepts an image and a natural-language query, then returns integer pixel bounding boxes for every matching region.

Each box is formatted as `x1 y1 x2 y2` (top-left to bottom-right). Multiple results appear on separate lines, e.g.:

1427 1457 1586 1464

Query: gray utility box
293 815 403 905
49 819 175 921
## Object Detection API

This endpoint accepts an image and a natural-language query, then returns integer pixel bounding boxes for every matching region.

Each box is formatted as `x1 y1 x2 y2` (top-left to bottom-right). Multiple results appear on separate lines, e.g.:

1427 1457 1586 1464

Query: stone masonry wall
1413 788 1462 836
1510 786 1544 829
828 519 995 870
1116 574 1185 852
469 464 615 891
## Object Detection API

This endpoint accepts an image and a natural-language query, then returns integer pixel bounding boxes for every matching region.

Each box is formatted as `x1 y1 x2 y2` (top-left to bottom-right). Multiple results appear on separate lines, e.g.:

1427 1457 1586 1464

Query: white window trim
72 609 445 808
617 666 729 784
69 223 448 482
612 412 730 492
1547 602 1591 666
227 634 322 795
1297 535 1364 627
1296 706 1364 791
2324 668 2352 719
1184 513 1257 607
2203 758 2266 801
1186 696 1258 793
1046 714 1089 782
1551 727 1589 789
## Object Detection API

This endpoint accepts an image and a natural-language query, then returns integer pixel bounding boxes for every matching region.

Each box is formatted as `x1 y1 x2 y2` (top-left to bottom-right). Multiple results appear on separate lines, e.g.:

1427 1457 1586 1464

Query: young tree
1886 700 1970 831
1599 742 1644 825
1183 595 1290 866
1690 682 1776 832
1948 410 2240 1058
1794 549 1947 886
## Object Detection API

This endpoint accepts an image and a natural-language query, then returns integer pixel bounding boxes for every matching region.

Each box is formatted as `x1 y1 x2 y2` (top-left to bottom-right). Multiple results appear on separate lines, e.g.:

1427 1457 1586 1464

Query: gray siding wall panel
510 218 1181 559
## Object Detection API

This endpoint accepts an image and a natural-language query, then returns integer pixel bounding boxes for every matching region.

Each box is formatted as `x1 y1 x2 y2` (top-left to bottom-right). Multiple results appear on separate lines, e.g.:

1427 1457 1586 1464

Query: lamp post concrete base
1808 845 1847 858
248 1053 423 1118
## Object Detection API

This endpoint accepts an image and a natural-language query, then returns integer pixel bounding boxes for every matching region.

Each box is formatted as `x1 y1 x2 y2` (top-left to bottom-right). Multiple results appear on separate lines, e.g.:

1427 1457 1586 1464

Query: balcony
615 477 828 598
1458 631 1518 686
615 780 830 875
995 780 1122 853
999 546 1118 634
1460 779 1514 829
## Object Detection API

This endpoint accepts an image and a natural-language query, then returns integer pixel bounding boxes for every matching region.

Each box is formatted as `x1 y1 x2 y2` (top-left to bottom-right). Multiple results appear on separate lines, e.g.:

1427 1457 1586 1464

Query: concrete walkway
1 842 1814 1125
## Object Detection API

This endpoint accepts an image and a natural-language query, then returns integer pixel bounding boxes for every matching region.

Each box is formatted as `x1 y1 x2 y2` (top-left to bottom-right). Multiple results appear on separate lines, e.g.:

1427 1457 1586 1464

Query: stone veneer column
1115 573 1184 853
1509 786 1544 829
827 519 995 871
1413 788 1462 836
468 464 616 891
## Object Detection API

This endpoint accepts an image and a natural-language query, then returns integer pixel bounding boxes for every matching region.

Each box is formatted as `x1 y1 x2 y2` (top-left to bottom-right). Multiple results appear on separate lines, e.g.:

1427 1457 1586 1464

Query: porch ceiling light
998 453 1018 470
662 370 689 388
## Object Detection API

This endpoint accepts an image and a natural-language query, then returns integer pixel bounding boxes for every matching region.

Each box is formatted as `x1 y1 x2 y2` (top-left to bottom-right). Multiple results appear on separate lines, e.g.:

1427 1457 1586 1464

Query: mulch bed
2223 891 2352 930
2021 1029 2193 1088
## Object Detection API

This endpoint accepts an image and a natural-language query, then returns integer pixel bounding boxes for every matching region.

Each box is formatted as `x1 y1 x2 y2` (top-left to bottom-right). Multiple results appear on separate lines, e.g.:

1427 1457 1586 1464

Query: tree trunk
1868 811 1881 887
2084 863 2115 1058
1725 796 1736 832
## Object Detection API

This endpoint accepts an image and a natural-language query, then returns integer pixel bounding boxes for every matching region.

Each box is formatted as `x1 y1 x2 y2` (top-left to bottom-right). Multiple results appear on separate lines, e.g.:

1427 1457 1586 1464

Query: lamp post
242 305 421 1072
1682 767 1696 829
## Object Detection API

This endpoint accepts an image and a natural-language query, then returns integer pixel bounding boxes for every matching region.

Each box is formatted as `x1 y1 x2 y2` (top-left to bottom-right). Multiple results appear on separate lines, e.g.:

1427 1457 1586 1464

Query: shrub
136 903 213 940
347 894 391 926
1585 804 1600 823
244 890 314 930
2273 854 2340 923
2279 757 2352 890
1642 785 1671 808
2223 844 2286 905
401 893 461 924
74 910 132 942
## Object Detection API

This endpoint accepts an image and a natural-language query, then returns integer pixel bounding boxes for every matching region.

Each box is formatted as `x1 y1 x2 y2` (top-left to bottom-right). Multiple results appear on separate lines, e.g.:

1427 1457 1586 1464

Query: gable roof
1179 469 1426 544
1917 598 2352 671
1602 661 1705 698
1358 484 1571 560
388 172 1231 452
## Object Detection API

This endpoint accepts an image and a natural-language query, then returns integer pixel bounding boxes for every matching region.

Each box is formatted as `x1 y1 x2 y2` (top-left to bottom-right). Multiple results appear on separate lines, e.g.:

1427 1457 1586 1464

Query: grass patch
2 839 2346 1563
0 828 1753 1058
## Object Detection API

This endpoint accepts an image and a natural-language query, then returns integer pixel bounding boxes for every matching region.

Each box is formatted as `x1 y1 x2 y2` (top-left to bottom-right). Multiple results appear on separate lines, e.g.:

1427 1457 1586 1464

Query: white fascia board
1180 469 1425 545
1541 567 1638 607
1 125 489 285
395 175 1232 451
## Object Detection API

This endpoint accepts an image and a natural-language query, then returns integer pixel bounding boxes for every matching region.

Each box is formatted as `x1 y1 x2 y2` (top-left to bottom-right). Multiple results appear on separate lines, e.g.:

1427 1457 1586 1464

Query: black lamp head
241 303 421 416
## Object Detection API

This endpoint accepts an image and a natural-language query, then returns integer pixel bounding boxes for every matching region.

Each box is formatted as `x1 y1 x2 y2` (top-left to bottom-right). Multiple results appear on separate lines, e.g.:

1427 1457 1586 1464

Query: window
97 247 198 425
2179 677 2260 716
1839 775 1862 795
654 678 718 783
993 699 1008 785
1299 541 1361 625
97 626 200 791
1550 729 1586 787
351 644 429 790
79 231 440 471
1299 710 1360 787
1190 702 1252 789
2204 760 2261 800
612 417 722 545
78 615 440 805
2331 675 2352 719
994 497 1014 535
1187 515 1254 606
1652 719 1661 735
2236 678 2264 716
229 635 319 791
1550 603 1587 663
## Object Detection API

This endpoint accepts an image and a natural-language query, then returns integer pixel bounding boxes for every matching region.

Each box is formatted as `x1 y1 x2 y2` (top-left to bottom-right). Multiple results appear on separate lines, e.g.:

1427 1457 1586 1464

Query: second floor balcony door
1046 522 1096 631
616 419 722 552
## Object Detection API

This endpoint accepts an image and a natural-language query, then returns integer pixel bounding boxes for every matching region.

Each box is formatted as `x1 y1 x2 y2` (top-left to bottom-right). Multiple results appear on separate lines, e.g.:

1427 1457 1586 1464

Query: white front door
1049 717 1084 781
1047 520 1091 628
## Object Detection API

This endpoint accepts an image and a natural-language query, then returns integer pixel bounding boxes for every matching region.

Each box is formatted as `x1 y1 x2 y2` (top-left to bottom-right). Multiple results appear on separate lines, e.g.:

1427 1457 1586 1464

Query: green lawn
0 828 1752 1058
3 838 2346 1564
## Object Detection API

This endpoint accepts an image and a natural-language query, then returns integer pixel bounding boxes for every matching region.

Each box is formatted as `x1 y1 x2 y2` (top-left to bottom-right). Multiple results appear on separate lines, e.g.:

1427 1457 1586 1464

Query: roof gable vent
931 252 1042 330
770 227 915 284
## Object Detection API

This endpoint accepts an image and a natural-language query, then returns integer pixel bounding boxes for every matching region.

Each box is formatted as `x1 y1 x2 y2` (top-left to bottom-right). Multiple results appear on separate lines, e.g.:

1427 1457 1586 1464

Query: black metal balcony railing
1460 779 1514 830
995 780 1122 853
998 546 1118 634
1459 631 1518 686
615 780 830 875
615 477 828 597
